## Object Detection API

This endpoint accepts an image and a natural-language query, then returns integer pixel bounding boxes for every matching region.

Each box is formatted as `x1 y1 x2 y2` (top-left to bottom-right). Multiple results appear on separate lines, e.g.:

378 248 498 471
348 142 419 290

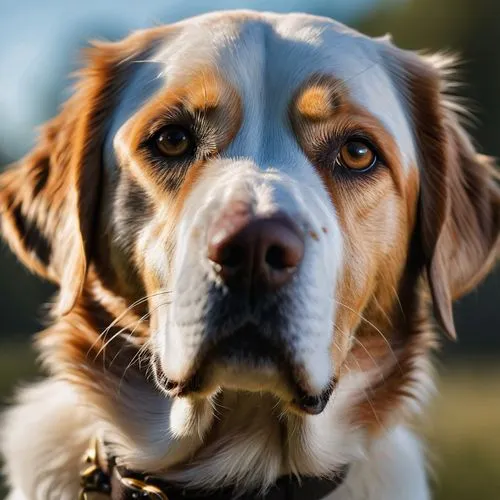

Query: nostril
265 245 288 270
263 223 305 274
219 244 245 268
208 210 305 289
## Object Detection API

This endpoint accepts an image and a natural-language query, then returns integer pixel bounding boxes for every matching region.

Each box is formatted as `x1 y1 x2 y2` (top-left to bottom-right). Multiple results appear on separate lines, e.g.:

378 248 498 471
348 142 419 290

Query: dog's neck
32 272 436 491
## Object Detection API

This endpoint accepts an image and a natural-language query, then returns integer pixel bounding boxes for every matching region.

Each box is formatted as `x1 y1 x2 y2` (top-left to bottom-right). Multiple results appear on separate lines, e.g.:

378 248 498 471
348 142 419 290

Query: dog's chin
156 324 335 416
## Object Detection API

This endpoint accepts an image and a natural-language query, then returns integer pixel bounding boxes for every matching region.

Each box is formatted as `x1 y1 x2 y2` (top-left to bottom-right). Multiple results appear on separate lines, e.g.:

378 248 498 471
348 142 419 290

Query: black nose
207 204 305 292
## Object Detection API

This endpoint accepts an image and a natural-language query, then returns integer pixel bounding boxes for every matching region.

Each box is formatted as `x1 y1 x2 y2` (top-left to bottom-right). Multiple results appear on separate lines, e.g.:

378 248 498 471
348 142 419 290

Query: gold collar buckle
79 437 111 499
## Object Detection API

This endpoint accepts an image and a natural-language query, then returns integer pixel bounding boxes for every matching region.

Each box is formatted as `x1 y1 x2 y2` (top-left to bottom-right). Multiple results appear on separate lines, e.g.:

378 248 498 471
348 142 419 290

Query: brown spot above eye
309 230 319 241
296 86 335 121
184 70 222 111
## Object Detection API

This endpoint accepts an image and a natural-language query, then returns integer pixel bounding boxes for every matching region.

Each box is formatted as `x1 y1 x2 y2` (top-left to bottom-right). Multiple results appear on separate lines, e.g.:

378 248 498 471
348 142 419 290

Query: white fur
329 427 430 500
2 378 430 499
1 380 94 500
6 491 27 500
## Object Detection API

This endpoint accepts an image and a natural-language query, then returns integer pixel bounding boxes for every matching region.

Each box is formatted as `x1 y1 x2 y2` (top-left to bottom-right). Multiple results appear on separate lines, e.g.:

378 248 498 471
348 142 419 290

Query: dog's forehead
108 12 416 170
154 12 415 163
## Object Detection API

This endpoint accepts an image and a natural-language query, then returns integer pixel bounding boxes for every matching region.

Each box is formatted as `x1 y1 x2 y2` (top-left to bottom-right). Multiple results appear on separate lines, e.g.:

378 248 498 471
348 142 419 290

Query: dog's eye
155 125 193 157
337 140 377 172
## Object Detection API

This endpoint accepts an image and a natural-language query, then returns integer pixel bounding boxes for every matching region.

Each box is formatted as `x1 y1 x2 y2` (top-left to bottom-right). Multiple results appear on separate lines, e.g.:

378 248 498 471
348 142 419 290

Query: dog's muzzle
152 164 340 415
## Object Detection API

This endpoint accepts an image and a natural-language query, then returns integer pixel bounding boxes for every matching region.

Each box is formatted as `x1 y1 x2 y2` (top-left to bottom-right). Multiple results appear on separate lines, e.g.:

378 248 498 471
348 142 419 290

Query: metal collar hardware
79 436 348 500
79 438 168 500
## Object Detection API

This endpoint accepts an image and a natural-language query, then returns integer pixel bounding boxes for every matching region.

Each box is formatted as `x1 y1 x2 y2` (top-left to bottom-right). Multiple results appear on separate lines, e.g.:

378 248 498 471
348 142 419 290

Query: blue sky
0 0 390 160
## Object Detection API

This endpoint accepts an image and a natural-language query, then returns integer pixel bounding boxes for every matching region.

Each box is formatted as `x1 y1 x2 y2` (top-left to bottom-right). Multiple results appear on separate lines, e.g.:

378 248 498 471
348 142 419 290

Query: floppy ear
0 41 135 315
383 46 500 339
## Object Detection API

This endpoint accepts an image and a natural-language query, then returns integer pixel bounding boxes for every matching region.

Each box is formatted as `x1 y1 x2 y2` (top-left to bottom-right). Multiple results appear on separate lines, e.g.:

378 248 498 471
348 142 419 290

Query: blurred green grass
0 342 499 499
426 365 500 499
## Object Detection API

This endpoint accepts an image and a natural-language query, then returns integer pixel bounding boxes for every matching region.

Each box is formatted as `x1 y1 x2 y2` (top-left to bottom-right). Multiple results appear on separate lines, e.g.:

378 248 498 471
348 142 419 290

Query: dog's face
1 11 498 425
105 14 423 414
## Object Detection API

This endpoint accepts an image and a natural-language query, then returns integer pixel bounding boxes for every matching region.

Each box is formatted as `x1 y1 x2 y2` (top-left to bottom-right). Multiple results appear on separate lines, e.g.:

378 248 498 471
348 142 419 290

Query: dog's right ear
0 32 162 315
381 42 500 340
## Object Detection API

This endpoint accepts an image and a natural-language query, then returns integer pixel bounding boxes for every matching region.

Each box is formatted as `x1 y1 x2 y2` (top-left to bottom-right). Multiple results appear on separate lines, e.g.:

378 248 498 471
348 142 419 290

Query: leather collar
79 438 349 500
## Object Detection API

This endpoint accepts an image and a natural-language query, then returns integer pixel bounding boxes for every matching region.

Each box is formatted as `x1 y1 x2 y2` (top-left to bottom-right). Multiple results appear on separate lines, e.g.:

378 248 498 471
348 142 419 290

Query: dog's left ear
382 44 500 340
0 40 137 315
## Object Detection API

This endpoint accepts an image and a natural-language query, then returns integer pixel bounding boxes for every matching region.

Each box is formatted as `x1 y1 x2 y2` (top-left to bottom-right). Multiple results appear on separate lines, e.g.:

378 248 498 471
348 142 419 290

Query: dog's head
1 11 498 433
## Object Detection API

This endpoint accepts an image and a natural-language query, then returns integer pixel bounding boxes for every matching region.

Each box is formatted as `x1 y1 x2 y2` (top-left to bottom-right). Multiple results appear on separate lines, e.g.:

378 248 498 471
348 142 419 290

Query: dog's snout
207 205 304 291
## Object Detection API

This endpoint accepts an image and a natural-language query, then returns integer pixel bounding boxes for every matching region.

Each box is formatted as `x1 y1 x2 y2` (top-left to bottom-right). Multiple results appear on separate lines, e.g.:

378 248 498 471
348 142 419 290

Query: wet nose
207 204 305 291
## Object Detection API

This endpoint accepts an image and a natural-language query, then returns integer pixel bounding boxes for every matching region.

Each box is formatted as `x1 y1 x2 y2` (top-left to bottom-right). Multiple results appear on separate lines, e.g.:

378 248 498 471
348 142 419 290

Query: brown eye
155 125 193 157
338 140 377 171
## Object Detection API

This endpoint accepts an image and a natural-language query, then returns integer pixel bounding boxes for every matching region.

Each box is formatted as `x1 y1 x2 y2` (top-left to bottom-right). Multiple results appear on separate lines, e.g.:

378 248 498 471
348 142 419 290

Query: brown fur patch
108 68 242 305
295 75 343 121
115 66 242 203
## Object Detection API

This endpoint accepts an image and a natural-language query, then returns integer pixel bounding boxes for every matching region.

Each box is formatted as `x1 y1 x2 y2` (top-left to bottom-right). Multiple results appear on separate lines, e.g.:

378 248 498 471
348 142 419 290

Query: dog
0 9 498 500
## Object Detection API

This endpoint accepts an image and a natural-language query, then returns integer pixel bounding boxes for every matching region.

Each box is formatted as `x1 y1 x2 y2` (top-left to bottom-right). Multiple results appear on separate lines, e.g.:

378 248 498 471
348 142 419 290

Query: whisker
371 295 393 327
209 393 226 421
117 340 153 394
117 300 174 390
88 289 172 358
333 299 401 369
346 333 387 380
108 310 154 368
330 60 380 97
340 357 384 430
351 340 395 394
391 285 406 320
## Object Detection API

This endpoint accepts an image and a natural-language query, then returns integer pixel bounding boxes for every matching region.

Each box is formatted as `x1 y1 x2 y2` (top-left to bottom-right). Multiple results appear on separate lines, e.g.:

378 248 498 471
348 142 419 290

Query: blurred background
0 0 499 498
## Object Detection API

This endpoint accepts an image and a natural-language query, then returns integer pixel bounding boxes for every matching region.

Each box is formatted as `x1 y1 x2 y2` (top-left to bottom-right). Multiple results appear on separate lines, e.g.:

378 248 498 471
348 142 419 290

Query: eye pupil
339 140 376 171
155 125 192 157
162 129 186 146
346 142 368 158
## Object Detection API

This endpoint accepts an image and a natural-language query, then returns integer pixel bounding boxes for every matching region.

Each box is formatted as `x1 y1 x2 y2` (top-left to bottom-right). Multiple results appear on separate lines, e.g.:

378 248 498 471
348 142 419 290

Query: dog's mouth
156 323 335 415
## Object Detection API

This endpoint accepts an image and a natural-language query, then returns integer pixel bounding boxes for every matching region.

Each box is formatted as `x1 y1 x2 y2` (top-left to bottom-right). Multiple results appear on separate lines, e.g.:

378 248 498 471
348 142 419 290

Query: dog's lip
290 380 336 415
159 323 336 415
167 322 284 395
